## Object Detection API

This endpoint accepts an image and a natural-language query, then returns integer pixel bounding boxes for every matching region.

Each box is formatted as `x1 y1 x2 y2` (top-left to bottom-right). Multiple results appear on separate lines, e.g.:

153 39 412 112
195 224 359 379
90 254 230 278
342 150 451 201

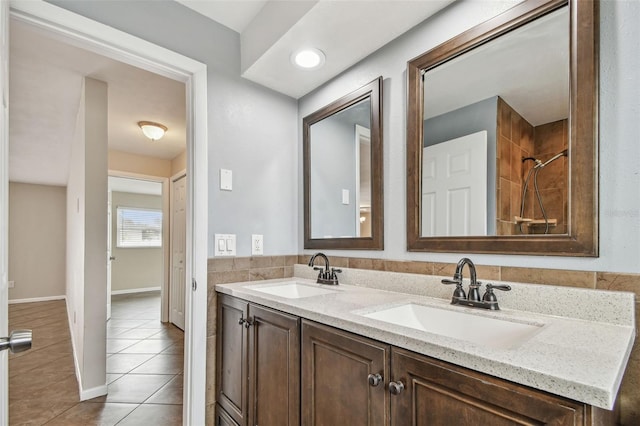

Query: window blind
116 206 162 248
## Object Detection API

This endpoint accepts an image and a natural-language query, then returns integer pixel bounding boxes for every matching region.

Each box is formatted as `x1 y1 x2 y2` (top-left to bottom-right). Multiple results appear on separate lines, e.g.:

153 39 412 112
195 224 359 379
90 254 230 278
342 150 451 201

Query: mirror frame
406 0 598 256
304 77 384 250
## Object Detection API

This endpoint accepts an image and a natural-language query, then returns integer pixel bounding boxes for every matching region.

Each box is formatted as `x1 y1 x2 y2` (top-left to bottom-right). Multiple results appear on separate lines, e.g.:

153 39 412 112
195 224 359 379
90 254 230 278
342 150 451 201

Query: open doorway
5 2 208 422
107 174 187 330
108 175 165 315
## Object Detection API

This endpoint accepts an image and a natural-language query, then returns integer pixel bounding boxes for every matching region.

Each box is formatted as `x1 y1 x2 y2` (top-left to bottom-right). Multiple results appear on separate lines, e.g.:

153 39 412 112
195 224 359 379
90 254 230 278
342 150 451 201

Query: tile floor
8 291 184 425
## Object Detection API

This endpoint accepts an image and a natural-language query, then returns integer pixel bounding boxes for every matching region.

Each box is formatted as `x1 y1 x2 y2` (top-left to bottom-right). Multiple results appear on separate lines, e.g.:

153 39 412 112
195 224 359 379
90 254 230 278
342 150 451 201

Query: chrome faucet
441 257 511 310
308 252 341 285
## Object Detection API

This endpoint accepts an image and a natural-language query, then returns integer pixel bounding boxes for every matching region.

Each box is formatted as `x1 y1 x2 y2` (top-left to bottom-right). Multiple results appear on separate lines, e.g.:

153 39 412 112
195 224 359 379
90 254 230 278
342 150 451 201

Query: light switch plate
342 189 349 205
220 169 232 191
214 234 236 256
251 234 264 255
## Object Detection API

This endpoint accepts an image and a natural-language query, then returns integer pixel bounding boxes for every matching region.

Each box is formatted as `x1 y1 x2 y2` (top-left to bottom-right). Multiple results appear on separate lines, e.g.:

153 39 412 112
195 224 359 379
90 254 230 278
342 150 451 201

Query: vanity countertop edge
215 272 635 410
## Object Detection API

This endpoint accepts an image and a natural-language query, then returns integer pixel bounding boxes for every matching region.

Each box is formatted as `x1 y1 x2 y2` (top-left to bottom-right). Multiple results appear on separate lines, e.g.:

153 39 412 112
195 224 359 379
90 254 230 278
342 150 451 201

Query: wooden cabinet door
247 304 300 426
301 320 390 426
390 348 586 426
216 295 249 426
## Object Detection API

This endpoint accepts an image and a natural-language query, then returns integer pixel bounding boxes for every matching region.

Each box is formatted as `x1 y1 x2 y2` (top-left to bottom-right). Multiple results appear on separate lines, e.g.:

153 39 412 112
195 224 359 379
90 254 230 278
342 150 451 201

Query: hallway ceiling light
138 121 167 141
292 48 325 70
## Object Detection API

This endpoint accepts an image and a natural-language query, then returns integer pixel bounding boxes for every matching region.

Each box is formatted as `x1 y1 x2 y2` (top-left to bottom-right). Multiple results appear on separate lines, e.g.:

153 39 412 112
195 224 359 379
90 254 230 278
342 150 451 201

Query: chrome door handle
0 330 32 353
389 380 405 395
367 373 383 387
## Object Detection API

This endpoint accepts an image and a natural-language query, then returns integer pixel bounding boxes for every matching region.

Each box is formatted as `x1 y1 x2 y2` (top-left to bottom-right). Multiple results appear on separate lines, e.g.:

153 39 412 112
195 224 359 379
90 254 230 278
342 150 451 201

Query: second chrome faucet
441 258 511 310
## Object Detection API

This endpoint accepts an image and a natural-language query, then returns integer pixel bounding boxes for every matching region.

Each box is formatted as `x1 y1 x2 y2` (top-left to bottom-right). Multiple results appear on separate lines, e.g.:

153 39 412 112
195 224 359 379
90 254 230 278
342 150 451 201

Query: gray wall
299 0 640 274
310 118 357 237
48 0 299 257
424 96 497 234
8 182 66 300
111 191 163 292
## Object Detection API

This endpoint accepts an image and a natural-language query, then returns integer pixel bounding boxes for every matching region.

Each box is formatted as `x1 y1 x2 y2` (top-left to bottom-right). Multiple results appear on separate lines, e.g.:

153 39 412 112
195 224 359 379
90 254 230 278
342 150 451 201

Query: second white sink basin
362 303 543 350
250 282 338 299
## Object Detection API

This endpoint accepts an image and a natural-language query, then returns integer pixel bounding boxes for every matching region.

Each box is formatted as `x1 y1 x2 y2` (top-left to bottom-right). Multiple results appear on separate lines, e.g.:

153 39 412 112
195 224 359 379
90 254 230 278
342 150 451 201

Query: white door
106 189 112 320
422 131 488 237
0 0 10 419
170 174 186 330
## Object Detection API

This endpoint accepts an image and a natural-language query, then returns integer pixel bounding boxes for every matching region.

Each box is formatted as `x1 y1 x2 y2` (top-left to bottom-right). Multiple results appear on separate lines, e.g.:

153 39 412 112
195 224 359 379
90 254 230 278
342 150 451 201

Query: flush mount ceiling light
137 121 167 141
291 48 325 70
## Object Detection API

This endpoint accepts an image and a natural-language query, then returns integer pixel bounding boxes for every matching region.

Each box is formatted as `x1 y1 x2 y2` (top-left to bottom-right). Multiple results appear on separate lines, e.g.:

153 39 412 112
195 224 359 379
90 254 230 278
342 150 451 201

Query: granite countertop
216 268 636 410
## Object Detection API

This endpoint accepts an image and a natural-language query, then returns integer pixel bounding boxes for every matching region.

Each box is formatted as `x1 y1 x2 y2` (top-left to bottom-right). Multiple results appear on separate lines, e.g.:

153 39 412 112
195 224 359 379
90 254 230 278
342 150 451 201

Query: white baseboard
8 295 65 304
80 384 108 401
111 286 161 295
63 299 108 401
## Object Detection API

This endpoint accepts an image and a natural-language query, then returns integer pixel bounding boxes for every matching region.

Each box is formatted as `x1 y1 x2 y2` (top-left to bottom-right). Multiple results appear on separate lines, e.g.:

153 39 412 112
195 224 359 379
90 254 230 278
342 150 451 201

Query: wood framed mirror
304 77 383 250
407 0 598 256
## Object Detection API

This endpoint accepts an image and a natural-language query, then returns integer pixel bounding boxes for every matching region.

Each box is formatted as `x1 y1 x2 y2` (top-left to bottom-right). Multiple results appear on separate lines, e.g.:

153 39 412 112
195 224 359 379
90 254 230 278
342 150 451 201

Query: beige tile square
250 255 285 269
102 374 173 404
210 270 250 284
349 257 375 270
44 402 138 426
501 267 595 288
249 267 285 281
130 354 183 375
117 403 182 425
147 374 184 405
596 272 640 297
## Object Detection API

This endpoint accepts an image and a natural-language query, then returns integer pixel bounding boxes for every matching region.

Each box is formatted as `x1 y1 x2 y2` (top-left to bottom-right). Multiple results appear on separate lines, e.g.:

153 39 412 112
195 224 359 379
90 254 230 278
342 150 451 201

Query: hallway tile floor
8 291 184 425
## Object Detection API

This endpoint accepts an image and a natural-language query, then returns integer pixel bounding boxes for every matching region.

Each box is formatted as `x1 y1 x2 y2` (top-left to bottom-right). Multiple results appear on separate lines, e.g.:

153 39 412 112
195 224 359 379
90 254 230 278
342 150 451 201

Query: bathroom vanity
214 268 635 426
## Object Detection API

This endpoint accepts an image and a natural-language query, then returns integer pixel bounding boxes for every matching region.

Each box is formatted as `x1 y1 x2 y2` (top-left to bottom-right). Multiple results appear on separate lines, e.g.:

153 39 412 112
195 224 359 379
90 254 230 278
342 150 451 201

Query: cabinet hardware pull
389 381 405 395
244 319 253 328
367 373 383 387
238 318 245 326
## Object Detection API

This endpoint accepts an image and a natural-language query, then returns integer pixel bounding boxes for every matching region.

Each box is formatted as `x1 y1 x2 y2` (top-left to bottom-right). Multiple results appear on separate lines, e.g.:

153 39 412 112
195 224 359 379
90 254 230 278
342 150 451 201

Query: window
116 207 162 248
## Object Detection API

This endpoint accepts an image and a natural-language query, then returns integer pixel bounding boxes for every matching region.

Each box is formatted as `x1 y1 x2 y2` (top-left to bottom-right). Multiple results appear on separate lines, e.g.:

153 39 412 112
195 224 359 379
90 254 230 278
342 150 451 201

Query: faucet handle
313 266 326 278
486 284 511 292
482 283 511 302
441 278 466 300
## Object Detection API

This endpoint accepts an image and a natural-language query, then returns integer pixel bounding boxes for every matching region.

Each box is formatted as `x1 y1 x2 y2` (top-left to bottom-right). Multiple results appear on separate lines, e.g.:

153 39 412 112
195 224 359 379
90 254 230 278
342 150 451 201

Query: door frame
108 171 170 323
9 1 209 424
169 170 187 329
0 1 9 423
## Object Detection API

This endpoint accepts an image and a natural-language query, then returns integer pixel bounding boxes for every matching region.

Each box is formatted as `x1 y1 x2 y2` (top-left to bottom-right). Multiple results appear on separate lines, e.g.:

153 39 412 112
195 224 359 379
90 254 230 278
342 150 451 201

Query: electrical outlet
251 234 264 255
8 280 14 288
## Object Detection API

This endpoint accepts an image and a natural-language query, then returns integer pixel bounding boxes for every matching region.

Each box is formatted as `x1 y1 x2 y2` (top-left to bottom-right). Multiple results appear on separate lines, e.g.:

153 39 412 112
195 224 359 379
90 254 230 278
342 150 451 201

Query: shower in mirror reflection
518 148 568 234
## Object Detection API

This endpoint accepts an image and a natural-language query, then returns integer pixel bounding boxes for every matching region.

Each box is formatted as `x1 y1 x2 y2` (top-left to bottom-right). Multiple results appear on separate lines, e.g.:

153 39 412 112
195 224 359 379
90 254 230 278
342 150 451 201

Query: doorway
2 2 208 424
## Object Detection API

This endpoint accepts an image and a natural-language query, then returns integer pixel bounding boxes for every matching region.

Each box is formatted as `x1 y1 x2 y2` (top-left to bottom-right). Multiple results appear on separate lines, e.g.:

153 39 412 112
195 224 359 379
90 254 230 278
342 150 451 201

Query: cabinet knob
244 319 253 328
389 380 405 395
238 318 245 326
367 373 383 387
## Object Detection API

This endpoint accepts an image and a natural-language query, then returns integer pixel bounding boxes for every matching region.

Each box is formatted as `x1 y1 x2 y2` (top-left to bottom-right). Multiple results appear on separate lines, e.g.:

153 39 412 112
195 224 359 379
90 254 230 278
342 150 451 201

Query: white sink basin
362 303 543 349
250 282 338 299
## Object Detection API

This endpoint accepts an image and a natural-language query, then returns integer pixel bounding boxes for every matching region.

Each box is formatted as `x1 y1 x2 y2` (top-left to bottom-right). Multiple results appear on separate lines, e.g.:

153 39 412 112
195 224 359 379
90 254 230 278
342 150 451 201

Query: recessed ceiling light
292 48 325 70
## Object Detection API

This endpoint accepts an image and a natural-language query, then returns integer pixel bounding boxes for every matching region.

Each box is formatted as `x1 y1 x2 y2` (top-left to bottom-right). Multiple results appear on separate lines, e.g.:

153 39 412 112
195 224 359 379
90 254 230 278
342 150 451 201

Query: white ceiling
424 7 569 126
10 0 456 187
9 19 186 186
176 0 269 33
177 0 455 98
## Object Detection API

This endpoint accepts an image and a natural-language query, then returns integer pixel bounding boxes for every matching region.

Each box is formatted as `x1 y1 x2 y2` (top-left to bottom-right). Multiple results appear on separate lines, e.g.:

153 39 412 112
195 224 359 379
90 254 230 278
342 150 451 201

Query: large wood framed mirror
304 77 383 250
407 0 598 256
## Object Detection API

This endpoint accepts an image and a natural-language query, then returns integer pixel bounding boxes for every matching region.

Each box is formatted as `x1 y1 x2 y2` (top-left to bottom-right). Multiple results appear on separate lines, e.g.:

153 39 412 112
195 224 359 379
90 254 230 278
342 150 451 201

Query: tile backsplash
206 254 639 425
